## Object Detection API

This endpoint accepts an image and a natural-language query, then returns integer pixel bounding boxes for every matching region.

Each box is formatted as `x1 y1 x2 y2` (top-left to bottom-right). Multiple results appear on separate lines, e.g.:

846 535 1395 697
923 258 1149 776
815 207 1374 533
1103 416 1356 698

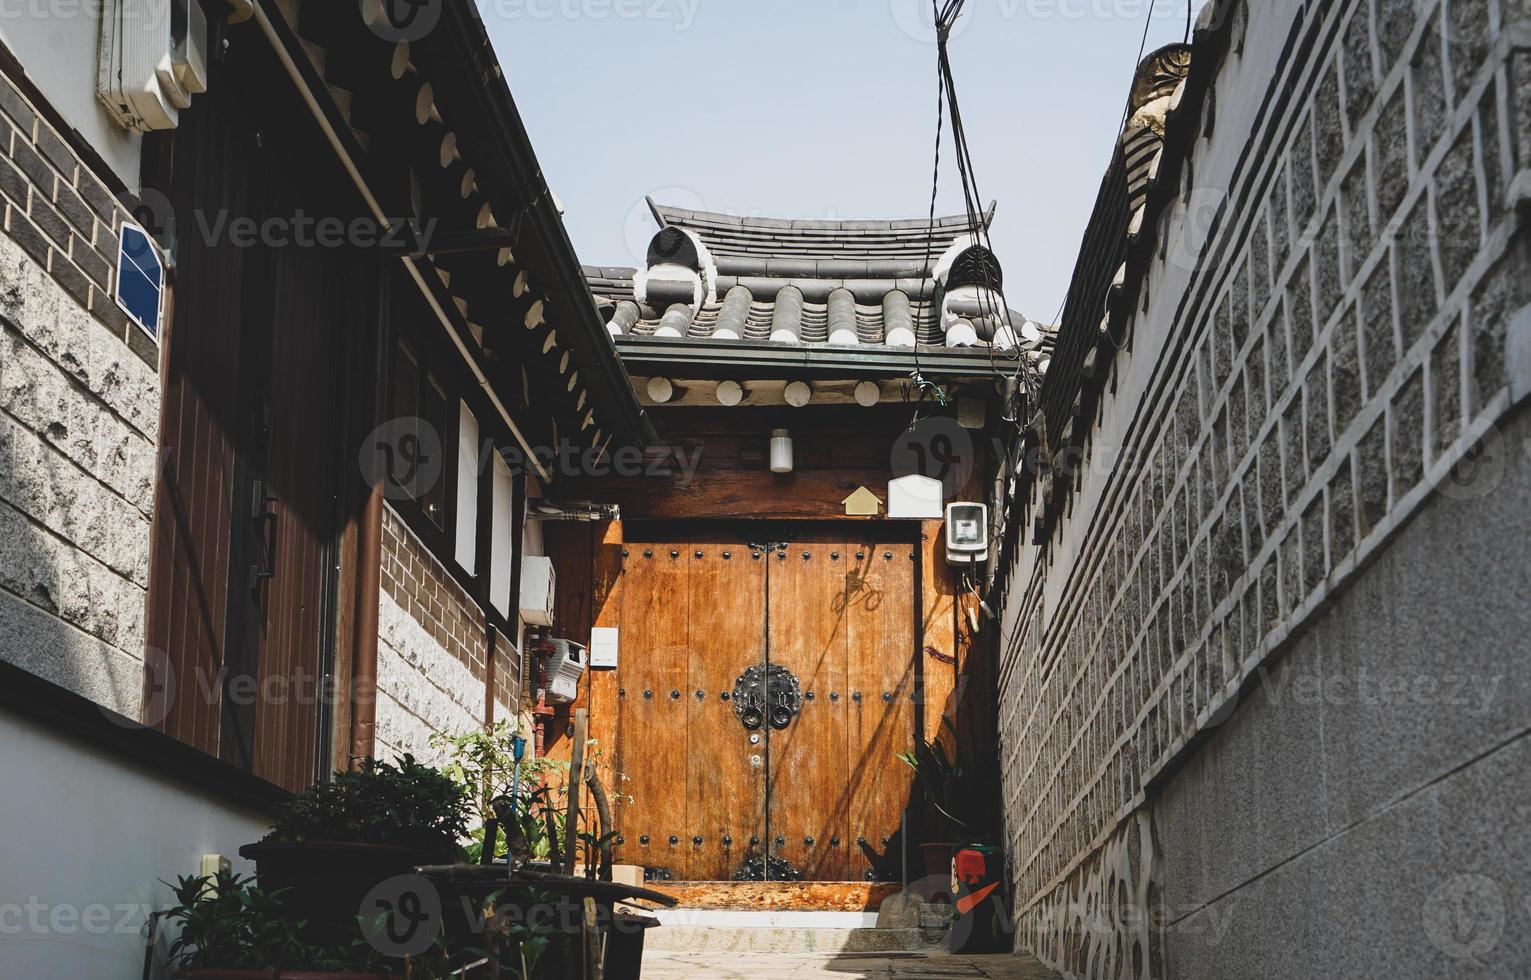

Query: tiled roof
589 202 1053 355
651 203 991 264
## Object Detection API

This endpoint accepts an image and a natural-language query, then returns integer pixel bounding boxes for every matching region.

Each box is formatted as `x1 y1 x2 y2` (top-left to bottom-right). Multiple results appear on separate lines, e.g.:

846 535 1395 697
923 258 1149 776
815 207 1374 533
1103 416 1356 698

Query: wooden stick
564 708 588 877
584 762 613 881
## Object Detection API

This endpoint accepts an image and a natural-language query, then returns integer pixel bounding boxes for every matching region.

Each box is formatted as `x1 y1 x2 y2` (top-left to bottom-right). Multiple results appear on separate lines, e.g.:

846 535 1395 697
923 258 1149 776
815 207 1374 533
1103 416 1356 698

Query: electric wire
928 0 1039 420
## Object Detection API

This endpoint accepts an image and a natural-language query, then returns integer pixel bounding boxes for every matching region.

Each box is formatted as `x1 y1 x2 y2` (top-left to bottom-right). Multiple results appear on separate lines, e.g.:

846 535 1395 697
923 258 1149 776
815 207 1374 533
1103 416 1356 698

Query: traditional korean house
536 201 1053 884
0 1 647 974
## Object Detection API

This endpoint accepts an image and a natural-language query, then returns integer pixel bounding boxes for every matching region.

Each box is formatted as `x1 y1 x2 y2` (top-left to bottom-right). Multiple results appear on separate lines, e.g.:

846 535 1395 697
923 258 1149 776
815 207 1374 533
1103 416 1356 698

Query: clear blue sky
481 0 1206 322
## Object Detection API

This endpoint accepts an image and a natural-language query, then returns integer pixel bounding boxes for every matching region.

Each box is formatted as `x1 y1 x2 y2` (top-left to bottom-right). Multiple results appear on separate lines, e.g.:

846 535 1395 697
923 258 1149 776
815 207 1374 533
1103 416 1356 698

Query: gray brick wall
998 1 1531 977
0 195 158 716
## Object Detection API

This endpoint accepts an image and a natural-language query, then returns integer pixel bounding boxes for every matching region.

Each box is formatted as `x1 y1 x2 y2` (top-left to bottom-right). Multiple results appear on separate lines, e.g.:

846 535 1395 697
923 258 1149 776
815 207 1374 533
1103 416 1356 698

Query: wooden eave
614 336 1014 383
257 0 652 467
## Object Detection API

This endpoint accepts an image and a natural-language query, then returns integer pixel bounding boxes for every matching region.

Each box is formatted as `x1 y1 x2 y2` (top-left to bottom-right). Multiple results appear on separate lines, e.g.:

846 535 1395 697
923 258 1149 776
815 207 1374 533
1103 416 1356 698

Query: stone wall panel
999 1 1531 976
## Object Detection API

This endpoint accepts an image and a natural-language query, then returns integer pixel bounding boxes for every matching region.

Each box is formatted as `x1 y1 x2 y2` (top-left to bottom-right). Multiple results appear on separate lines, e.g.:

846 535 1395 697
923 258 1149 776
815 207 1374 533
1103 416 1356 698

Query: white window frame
453 401 480 571
489 452 515 617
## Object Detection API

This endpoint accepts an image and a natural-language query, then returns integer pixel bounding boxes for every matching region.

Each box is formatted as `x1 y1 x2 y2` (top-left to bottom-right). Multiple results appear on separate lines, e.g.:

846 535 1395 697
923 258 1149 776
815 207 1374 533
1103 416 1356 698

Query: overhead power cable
923 0 1038 419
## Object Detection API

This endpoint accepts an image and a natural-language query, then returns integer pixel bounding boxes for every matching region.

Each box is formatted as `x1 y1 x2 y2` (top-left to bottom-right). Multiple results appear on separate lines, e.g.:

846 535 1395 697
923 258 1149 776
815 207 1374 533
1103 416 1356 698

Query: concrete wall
0 711 268 979
374 504 518 767
997 0 1531 977
0 65 158 721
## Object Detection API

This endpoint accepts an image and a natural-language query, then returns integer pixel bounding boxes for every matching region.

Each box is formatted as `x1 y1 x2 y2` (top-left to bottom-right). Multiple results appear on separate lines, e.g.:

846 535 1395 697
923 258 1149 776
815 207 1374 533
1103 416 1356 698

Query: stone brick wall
998 1 1531 977
0 71 159 719
375 504 519 766
0 72 154 369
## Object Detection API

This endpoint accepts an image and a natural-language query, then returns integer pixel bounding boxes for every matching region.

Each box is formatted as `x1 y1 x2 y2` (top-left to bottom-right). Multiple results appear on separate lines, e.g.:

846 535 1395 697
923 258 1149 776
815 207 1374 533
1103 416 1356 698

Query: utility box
543 639 586 704
590 626 619 668
519 555 556 626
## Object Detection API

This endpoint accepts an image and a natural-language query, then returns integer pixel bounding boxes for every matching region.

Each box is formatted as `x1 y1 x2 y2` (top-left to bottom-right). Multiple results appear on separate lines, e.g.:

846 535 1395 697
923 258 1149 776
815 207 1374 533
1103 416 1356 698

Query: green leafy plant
430 723 630 867
262 755 471 859
897 718 983 842
163 871 379 973
162 872 481 977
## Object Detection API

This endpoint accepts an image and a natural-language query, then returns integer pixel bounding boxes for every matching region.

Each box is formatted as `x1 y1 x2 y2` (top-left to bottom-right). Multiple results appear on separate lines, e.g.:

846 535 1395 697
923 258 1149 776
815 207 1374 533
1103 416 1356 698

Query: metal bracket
731 855 803 882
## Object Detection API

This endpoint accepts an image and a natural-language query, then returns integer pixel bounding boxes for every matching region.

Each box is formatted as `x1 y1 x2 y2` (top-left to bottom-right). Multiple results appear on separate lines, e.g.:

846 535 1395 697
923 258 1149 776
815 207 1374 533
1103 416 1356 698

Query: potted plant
897 719 989 891
163 871 397 979
239 755 471 946
430 723 630 873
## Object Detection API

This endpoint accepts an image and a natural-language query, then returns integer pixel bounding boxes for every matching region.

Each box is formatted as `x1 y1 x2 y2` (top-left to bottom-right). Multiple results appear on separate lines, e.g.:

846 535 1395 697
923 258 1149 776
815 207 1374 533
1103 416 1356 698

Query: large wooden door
612 527 917 881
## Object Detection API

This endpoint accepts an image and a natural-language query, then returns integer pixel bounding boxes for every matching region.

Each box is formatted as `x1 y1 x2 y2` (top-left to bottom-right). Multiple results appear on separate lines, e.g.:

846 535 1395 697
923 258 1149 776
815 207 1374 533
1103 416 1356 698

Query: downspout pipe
250 0 553 483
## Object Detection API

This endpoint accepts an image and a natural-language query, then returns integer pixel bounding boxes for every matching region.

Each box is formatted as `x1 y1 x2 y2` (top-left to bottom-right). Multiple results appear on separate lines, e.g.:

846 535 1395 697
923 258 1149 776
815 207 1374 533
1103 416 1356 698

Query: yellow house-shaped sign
842 486 884 516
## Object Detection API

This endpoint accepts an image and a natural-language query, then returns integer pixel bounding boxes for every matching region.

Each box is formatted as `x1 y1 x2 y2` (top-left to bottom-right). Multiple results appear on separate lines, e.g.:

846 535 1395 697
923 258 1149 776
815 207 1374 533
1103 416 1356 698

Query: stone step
645 924 939 954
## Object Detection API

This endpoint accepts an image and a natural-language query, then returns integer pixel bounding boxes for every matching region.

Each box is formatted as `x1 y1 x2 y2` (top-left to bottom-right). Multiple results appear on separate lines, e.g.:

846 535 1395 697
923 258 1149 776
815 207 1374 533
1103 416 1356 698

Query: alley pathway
641 948 1063 979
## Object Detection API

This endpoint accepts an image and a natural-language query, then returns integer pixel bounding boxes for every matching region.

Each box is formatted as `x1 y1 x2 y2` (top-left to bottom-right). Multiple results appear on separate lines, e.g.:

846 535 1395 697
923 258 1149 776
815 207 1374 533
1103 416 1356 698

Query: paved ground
641 948 1063 979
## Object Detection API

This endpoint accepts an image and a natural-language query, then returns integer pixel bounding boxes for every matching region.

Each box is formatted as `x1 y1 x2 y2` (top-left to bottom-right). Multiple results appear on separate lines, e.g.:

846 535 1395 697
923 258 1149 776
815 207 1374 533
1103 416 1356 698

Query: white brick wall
374 588 488 769
0 228 158 719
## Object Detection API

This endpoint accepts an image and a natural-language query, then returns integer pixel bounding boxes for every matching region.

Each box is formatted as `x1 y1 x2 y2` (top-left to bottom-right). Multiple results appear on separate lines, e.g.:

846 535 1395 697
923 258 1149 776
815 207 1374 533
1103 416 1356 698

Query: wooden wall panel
919 521 958 747
766 539 849 879
541 522 594 763
684 539 764 879
144 71 252 757
610 542 690 877
568 469 901 521
249 233 352 792
845 537 918 878
587 521 624 773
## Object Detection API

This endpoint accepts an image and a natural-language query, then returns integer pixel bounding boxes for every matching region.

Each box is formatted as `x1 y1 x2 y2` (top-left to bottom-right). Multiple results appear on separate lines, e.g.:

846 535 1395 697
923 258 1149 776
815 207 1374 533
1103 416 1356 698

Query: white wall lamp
769 428 794 474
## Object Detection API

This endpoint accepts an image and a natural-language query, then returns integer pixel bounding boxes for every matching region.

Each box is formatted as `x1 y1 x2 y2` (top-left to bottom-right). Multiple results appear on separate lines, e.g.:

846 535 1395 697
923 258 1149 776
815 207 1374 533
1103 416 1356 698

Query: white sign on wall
888 473 943 519
590 626 620 669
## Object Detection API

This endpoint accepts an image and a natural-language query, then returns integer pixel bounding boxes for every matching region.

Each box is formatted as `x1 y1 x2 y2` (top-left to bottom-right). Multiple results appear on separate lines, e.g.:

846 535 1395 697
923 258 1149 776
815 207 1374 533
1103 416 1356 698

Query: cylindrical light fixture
769 428 794 474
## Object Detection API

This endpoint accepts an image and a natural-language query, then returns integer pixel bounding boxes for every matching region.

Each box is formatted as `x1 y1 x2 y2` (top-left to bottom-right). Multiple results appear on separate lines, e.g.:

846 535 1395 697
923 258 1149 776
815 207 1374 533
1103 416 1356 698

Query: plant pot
915 842 957 901
182 972 398 979
182 972 400 979
239 841 442 947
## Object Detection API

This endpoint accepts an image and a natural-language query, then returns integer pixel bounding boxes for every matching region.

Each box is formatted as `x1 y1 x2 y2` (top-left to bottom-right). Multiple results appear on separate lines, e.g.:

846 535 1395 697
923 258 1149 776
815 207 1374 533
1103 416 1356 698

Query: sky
480 0 1208 323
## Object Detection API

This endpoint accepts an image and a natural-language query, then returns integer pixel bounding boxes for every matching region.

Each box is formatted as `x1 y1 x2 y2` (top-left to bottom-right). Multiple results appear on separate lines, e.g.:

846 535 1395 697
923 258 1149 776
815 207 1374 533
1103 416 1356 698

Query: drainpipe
350 470 384 762
249 0 552 483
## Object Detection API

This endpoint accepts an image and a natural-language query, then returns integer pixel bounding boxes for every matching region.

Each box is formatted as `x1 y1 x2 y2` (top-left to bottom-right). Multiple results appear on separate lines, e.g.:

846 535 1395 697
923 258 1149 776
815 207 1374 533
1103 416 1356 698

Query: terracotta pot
913 841 956 901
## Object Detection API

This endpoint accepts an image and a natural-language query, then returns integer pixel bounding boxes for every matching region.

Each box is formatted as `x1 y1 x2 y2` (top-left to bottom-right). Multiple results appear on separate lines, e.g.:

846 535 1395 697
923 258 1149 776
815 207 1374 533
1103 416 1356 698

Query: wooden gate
610 527 918 881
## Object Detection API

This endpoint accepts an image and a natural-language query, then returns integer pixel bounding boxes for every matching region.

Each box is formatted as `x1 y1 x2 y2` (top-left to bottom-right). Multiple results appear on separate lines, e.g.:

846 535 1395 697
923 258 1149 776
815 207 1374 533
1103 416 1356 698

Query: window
454 401 480 571
388 337 448 530
387 303 522 635
489 451 515 617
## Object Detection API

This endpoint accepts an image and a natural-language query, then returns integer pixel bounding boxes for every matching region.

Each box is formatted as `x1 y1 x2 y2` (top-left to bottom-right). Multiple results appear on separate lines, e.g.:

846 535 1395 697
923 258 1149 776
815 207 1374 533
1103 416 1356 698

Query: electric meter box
945 502 989 564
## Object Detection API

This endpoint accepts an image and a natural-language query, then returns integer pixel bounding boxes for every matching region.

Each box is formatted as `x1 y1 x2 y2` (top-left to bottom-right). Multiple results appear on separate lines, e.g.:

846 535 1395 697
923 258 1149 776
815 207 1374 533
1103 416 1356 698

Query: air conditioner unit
98 0 209 132
519 555 556 627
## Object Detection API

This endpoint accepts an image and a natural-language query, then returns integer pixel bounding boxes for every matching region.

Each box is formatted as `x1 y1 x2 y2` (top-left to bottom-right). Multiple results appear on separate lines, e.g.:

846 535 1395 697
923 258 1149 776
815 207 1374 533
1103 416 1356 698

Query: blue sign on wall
115 223 163 343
